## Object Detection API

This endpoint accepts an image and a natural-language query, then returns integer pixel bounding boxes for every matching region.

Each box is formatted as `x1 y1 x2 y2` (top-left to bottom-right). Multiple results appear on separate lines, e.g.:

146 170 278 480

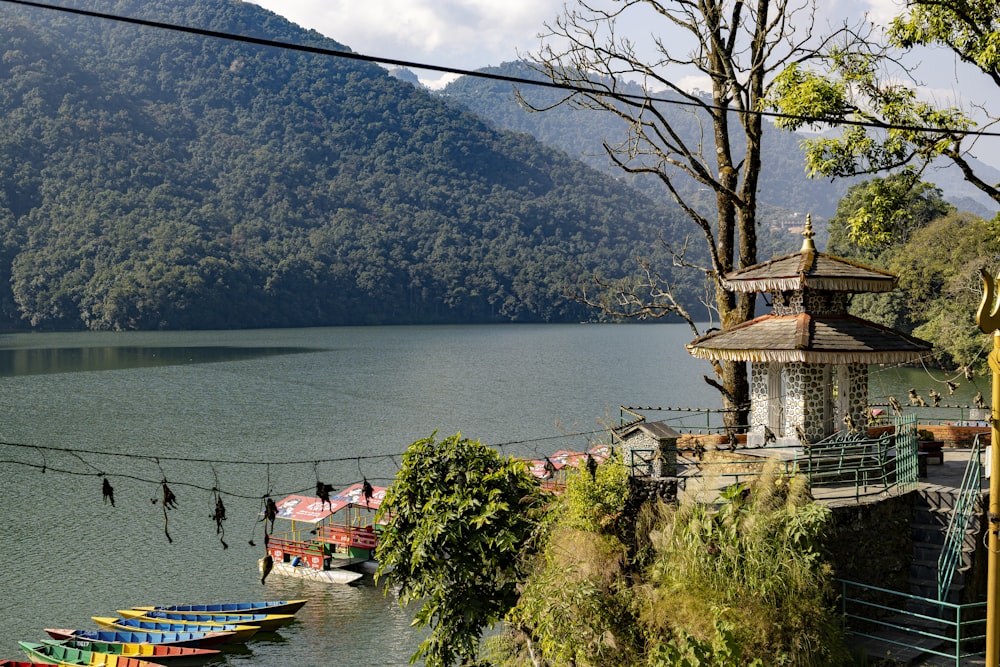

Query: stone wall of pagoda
748 361 870 445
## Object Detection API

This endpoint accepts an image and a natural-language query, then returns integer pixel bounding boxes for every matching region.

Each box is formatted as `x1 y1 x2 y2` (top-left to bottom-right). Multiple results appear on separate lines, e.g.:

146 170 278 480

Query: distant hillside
0 0 695 330
440 62 848 219
439 62 999 241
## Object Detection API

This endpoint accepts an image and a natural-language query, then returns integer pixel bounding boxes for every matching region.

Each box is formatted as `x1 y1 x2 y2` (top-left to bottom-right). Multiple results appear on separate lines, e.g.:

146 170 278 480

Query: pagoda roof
687 313 932 364
723 250 898 294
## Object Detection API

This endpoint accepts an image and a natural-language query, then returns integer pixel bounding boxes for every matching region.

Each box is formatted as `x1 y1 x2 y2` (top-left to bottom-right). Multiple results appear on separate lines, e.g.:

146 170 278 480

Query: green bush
635 466 850 665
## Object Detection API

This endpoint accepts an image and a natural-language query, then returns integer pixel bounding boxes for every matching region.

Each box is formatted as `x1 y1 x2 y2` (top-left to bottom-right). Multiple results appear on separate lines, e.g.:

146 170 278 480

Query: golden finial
801 214 816 252
978 268 1000 334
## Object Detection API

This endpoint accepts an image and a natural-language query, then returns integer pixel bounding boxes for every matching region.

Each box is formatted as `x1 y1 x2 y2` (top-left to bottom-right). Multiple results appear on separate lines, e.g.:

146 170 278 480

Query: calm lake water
0 323 980 665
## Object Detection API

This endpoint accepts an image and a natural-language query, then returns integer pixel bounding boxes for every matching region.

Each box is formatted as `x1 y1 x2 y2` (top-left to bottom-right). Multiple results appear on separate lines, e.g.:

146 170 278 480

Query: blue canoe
133 599 307 616
92 616 258 643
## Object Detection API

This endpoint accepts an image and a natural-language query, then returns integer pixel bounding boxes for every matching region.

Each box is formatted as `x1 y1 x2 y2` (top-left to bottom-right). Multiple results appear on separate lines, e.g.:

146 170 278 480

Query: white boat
258 557 363 584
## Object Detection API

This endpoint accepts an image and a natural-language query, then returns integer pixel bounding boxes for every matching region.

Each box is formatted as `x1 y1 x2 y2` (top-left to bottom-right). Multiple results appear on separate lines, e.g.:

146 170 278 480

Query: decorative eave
686 313 933 365
722 216 898 294
721 251 899 294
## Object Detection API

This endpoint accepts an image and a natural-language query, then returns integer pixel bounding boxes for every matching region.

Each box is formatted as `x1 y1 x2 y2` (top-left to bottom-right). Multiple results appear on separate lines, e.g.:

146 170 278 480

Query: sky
245 0 1000 169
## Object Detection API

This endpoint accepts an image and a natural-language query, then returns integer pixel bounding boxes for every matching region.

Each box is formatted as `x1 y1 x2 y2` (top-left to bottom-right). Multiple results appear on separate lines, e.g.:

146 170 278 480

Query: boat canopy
526 445 610 480
273 483 387 523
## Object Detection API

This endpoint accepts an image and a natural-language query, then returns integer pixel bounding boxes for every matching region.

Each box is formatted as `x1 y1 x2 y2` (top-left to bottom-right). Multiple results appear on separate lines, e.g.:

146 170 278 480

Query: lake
0 323 979 665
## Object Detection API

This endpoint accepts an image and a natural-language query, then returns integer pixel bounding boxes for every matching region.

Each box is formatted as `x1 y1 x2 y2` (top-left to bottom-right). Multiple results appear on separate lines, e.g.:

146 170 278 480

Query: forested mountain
0 0 695 331
440 62 847 220
440 62 1000 238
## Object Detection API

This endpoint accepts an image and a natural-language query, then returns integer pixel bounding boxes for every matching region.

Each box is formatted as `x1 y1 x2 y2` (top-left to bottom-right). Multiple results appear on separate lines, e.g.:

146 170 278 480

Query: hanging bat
212 493 227 548
161 482 178 509
102 478 115 507
362 478 374 508
264 498 278 532
316 481 334 510
260 553 273 585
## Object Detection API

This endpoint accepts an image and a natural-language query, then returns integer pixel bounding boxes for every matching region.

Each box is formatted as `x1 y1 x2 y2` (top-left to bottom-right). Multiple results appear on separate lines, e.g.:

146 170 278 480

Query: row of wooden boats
3 599 307 666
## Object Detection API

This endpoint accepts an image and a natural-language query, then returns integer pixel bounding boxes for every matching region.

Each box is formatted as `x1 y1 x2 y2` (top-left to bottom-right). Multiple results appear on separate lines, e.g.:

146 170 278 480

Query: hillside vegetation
0 0 693 330
442 62 845 222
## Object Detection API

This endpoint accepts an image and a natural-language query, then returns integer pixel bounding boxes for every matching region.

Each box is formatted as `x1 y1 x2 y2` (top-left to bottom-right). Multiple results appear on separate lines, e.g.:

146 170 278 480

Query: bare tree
526 0 830 428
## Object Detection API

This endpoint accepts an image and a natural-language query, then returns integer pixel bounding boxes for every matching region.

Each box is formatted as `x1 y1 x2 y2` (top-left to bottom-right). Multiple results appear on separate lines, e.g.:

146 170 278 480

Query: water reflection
0 346 319 377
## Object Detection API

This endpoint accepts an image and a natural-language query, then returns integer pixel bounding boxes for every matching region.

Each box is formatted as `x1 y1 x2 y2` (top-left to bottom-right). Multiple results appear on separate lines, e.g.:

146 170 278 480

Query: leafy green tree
827 173 953 262
887 211 1000 370
375 433 546 667
764 2 999 209
888 1 1000 206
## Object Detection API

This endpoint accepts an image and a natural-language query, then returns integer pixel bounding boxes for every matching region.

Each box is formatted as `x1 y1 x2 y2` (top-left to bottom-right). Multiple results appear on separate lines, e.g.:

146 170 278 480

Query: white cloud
860 0 906 26
421 72 462 90
248 0 562 70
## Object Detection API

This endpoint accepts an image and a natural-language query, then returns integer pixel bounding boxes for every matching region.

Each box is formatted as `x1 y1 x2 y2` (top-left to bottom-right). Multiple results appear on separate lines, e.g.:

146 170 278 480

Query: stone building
686 217 932 446
617 420 682 477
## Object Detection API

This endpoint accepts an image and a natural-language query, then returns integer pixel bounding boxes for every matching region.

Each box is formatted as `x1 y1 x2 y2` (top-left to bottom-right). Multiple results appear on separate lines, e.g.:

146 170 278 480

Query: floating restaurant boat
117 609 292 632
130 599 307 616
43 628 233 649
91 617 257 644
260 482 386 584
29 640 218 667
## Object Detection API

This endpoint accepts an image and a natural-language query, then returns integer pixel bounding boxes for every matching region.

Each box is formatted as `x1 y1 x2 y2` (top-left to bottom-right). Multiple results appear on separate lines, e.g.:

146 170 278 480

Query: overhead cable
1 0 998 138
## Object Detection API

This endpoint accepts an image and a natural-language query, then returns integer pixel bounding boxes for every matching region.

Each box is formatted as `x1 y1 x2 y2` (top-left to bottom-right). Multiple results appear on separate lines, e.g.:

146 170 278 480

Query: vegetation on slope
378 433 849 666
0 0 691 330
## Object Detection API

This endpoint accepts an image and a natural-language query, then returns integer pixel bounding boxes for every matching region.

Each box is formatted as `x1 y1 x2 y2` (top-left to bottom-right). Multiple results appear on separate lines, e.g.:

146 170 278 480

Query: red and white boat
259 482 387 585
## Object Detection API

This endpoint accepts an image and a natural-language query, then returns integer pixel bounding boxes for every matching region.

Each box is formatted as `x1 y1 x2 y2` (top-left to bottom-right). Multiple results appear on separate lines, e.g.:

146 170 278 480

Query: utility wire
0 426 617 467
2 0 1000 138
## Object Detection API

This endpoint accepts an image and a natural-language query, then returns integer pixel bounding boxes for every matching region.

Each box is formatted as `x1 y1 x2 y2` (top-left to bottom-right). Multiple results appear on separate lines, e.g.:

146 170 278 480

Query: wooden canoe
91 617 257 643
131 599 307 616
1 661 57 667
35 640 218 667
19 641 160 667
43 628 233 649
118 609 293 631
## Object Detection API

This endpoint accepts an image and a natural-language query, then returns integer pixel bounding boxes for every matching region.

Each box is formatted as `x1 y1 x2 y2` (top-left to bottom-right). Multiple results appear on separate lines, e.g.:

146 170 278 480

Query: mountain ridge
0 0 697 330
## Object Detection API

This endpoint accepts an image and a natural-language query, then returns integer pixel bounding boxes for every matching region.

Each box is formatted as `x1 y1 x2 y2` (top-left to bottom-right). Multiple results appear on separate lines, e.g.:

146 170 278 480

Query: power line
0 426 614 466
2 0 999 138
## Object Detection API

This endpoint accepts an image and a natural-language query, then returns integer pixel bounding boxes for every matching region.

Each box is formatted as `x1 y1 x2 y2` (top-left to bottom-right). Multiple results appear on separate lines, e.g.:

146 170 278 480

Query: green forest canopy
0 0 694 330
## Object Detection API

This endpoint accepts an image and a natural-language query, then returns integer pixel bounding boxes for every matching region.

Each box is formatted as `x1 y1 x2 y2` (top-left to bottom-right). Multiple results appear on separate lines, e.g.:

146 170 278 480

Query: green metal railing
937 434 984 600
892 413 920 492
620 411 920 503
839 578 986 666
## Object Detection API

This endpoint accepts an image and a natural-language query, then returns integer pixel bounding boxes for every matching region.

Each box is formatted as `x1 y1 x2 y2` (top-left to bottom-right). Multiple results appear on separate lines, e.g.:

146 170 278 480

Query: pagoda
686 217 932 446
